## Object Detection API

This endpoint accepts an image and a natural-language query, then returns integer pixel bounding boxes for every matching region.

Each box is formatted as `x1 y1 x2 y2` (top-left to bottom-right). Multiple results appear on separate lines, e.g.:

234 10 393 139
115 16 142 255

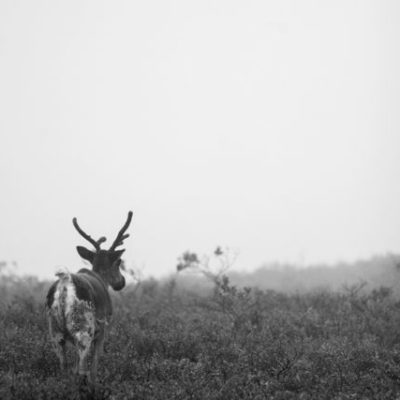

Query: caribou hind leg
70 301 96 380
52 338 67 372
75 332 92 378
48 316 67 372
90 323 106 382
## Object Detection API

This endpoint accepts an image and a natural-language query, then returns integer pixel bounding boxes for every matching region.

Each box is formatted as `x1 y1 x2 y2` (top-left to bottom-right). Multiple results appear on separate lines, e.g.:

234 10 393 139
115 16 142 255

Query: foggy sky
1 0 399 279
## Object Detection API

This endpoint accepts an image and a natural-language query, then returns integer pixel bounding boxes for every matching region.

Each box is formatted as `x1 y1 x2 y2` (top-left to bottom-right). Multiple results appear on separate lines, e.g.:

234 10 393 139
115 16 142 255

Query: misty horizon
1 1 399 280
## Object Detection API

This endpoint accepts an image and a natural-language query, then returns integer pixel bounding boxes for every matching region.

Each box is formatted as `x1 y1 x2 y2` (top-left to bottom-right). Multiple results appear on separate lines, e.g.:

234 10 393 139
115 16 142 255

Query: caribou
46 211 132 381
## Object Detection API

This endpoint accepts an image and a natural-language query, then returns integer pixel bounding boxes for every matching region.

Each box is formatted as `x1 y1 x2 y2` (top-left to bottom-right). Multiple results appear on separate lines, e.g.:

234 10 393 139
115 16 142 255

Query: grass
1 272 400 399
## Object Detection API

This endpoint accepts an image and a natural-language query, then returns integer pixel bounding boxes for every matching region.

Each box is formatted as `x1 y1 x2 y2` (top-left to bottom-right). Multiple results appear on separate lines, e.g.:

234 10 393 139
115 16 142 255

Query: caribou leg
53 339 67 372
48 316 67 372
75 332 92 379
90 323 106 381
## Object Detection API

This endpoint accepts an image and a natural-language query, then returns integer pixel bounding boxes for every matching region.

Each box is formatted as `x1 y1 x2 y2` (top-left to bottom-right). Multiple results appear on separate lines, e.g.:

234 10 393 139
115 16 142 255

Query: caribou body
46 211 132 381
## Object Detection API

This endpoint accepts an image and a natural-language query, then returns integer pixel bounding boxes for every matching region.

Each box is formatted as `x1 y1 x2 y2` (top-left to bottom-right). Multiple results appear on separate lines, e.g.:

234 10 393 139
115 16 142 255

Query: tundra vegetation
1 252 400 399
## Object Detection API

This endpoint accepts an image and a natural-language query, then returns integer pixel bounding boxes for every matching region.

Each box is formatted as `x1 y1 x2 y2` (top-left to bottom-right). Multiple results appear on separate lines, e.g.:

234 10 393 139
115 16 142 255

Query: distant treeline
1 253 400 298
175 253 400 294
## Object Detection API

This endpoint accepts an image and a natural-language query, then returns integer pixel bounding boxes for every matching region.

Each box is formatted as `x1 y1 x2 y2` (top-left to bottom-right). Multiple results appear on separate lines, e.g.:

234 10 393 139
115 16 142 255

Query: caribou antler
72 217 107 251
109 211 133 251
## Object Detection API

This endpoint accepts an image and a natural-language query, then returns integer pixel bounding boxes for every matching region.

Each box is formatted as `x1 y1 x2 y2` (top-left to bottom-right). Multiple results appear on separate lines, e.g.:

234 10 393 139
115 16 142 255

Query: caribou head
72 211 132 291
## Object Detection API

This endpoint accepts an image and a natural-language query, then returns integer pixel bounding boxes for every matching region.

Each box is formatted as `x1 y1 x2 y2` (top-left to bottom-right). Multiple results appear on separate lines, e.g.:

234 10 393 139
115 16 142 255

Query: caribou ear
111 249 125 261
76 246 95 263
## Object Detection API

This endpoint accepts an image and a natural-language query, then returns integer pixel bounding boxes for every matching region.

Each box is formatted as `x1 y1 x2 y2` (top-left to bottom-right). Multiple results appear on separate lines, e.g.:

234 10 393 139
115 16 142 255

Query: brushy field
2 273 400 400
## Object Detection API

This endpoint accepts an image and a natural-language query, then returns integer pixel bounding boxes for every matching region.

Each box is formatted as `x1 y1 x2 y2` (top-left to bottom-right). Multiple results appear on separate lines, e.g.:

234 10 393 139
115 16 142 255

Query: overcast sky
1 0 399 279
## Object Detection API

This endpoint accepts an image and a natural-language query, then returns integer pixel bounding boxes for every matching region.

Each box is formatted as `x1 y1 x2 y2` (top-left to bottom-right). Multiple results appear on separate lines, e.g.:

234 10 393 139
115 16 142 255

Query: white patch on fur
51 273 75 314
64 281 76 316
75 330 92 348
51 285 62 316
